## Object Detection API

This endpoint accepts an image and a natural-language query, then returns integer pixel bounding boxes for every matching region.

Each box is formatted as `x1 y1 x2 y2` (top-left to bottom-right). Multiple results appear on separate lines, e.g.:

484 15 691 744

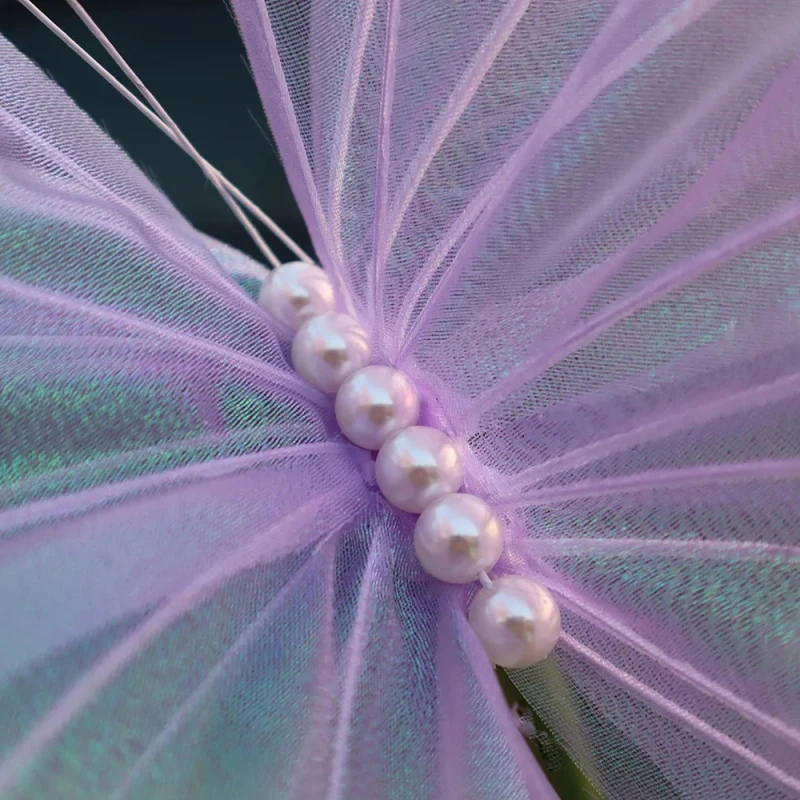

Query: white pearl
291 311 371 393
468 576 561 668
335 366 420 450
375 426 463 513
258 261 335 330
413 493 503 583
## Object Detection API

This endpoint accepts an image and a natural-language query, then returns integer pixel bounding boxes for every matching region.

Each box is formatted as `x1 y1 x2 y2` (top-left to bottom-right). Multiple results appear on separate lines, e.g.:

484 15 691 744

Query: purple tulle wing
232 1 800 798
2 0 800 796
0 33 553 799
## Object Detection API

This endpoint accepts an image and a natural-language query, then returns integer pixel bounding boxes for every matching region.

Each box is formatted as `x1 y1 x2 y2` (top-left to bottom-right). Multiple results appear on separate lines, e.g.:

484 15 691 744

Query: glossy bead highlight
292 311 371 393
335 366 420 450
468 576 561 668
414 493 503 583
258 261 335 330
375 426 463 513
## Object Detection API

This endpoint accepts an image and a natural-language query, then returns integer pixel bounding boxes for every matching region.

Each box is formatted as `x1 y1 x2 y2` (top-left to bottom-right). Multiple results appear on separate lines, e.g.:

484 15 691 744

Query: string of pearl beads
259 262 560 668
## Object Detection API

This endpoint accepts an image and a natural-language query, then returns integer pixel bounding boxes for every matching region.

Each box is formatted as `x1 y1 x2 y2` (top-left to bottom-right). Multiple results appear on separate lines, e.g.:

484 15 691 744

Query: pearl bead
375 426 463 513
258 261 335 330
292 312 371 393
468 576 561 668
335 366 420 450
413 494 503 583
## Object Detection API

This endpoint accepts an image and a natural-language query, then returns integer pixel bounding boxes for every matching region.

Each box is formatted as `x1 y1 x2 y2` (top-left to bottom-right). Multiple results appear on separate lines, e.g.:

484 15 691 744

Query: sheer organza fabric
1 0 799 797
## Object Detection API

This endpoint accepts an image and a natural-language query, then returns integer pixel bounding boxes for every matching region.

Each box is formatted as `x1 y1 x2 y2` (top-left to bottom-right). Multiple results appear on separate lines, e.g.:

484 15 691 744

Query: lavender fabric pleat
0 0 799 797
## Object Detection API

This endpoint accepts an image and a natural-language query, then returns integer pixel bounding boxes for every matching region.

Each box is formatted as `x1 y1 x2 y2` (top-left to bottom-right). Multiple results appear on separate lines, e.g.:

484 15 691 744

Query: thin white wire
68 0 278 269
62 0 278 268
16 0 314 267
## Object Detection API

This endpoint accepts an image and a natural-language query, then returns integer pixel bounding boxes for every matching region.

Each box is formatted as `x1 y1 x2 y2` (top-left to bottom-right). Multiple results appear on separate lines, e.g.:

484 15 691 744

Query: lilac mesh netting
1 0 799 797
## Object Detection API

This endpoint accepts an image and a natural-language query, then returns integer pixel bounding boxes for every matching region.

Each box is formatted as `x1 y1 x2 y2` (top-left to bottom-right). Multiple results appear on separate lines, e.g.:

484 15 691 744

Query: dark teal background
0 0 313 262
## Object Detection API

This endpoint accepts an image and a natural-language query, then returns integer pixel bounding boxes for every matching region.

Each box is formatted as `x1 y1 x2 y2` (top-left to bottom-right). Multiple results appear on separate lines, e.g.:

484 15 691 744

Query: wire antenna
17 0 315 267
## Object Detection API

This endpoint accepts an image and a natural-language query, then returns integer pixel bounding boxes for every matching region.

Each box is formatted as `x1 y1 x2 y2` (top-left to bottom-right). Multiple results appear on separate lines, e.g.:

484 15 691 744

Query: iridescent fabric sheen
1 0 799 797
